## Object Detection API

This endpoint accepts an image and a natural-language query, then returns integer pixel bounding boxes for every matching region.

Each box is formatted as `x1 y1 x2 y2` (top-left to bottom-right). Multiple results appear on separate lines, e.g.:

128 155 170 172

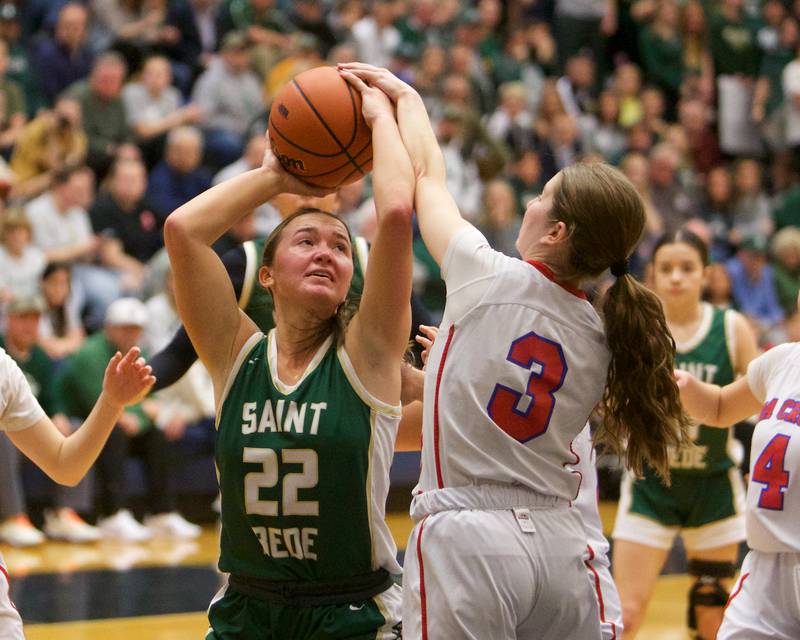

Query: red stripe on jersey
584 545 617 639
417 516 430 640
527 260 588 300
433 325 455 489
0 562 17 611
725 572 749 609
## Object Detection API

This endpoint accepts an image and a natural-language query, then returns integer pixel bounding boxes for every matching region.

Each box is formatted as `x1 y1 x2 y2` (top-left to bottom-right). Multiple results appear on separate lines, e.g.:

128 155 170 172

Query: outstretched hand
102 347 156 408
337 63 417 103
339 69 394 127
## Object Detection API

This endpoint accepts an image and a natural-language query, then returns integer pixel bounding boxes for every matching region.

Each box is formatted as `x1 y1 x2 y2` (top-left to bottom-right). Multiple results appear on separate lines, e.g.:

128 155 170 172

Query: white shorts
718 549 800 640
403 484 602 640
0 553 24 640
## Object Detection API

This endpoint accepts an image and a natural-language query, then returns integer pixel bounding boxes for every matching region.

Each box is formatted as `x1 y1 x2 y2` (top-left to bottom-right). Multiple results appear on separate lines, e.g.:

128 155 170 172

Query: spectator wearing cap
726 235 785 331
0 208 46 304
66 51 135 180
29 3 94 106
191 31 263 170
0 294 100 546
351 0 400 68
56 297 201 542
145 126 211 222
9 95 87 200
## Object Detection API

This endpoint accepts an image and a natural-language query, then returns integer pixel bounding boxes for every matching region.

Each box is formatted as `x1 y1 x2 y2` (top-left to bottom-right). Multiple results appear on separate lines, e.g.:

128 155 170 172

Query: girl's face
652 242 707 306
261 213 354 314
42 268 71 306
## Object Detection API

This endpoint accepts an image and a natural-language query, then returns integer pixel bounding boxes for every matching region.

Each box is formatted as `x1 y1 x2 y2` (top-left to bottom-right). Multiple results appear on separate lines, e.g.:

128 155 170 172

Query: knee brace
686 559 737 640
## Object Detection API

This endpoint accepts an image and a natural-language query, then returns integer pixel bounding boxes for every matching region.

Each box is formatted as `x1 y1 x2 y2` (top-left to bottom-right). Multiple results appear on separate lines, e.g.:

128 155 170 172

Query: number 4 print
486 332 567 443
752 434 791 511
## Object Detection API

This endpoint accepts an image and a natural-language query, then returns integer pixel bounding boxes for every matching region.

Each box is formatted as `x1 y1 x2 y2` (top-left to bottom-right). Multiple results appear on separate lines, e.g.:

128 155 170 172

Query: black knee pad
686 559 736 639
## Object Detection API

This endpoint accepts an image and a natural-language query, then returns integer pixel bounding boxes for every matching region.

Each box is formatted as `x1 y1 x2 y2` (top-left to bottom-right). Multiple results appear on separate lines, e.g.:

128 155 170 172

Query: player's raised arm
163 154 330 387
338 63 470 266
339 70 413 400
8 347 155 486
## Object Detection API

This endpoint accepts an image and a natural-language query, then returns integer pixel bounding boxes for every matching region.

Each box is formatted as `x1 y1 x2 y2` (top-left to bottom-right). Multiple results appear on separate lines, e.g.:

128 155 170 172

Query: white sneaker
97 509 152 542
44 508 101 543
144 512 201 539
0 515 45 547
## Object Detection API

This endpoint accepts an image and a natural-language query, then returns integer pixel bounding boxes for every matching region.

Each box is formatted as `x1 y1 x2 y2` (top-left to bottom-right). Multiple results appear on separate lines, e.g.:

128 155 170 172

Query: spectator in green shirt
57 297 201 542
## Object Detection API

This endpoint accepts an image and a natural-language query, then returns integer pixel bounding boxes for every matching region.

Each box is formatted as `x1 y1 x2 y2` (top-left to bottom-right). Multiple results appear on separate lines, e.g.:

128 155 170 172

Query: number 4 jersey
415 227 611 502
215 330 402 581
745 341 800 553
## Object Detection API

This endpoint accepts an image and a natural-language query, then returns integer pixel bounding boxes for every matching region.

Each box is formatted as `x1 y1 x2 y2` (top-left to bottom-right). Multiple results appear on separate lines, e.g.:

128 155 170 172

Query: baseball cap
105 297 148 327
7 294 46 315
221 31 249 52
739 235 769 254
0 3 17 22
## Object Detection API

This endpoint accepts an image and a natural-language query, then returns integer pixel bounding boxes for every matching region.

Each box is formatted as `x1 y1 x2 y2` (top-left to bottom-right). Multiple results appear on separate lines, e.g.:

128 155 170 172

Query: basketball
268 66 373 189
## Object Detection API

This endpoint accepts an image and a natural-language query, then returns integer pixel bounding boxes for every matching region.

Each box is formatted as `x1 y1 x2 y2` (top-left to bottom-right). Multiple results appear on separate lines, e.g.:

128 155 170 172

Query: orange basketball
268 66 373 189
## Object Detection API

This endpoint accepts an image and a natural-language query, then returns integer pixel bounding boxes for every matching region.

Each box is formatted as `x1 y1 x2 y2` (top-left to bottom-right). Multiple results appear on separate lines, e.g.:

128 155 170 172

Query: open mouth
306 270 334 281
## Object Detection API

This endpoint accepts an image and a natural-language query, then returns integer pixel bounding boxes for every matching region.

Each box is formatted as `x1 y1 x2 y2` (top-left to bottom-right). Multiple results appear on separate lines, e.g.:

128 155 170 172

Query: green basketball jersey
215 329 401 583
238 236 369 332
666 303 738 477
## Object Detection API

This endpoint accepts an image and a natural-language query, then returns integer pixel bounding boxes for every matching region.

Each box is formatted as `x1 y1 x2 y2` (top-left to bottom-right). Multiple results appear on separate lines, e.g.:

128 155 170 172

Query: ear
541 220 569 246
258 265 273 290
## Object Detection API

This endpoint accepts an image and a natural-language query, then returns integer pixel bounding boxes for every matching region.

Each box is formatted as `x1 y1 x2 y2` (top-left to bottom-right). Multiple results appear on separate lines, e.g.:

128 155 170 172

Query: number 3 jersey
415 227 611 503
745 342 800 553
215 329 402 581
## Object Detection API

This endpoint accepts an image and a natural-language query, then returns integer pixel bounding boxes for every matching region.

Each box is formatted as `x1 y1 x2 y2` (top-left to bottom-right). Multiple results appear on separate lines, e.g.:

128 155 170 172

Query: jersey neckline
526 260 588 300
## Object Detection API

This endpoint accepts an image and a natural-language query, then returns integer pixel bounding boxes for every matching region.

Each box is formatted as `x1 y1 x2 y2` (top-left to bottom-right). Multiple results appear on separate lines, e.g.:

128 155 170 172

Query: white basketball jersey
414 227 610 502
745 342 800 553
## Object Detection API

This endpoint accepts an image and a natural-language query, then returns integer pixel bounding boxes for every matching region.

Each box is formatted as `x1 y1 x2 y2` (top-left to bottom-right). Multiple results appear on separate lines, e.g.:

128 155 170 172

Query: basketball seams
291 78 367 179
277 139 372 180
269 118 352 158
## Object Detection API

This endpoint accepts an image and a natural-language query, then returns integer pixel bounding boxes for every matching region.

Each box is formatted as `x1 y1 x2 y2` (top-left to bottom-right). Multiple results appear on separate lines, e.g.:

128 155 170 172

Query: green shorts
612 468 745 551
206 581 402 640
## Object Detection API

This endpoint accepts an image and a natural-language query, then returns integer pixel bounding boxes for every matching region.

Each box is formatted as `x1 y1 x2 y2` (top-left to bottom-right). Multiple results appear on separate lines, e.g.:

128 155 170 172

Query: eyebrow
292 225 351 245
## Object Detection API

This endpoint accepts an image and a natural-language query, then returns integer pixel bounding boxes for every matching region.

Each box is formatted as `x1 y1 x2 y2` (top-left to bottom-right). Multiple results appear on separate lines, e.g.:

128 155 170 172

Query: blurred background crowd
0 0 798 549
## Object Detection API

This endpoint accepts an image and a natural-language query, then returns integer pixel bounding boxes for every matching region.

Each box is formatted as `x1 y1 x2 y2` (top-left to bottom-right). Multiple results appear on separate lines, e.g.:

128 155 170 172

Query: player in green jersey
612 229 760 640
164 74 414 639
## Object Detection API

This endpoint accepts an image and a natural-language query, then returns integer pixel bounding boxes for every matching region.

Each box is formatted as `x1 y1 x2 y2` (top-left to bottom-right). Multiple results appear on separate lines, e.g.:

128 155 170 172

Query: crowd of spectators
0 0 799 547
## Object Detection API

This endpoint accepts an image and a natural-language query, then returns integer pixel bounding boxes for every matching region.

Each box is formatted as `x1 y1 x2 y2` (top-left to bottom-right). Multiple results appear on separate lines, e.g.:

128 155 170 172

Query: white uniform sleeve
746 343 794 402
439 225 512 324
0 349 46 432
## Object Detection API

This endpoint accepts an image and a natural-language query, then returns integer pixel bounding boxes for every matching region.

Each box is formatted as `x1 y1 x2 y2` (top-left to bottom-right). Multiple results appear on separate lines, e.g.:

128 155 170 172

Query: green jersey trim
240 240 259 310
337 347 402 417
675 303 713 353
215 332 264 429
266 329 333 394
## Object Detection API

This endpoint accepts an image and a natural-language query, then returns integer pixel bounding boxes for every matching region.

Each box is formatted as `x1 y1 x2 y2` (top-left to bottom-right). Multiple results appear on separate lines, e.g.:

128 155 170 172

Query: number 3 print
487 332 567 442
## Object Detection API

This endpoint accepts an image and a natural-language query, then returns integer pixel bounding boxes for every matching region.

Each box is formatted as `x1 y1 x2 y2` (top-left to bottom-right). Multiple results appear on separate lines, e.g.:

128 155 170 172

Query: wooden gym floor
9 504 697 639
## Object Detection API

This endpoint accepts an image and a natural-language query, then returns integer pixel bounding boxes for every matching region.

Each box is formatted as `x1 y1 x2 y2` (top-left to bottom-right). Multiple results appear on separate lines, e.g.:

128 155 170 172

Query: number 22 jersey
415 227 611 502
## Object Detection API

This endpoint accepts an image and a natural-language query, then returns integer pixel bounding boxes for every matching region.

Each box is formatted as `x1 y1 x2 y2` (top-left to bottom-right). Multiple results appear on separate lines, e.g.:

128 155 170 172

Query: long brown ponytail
551 163 691 480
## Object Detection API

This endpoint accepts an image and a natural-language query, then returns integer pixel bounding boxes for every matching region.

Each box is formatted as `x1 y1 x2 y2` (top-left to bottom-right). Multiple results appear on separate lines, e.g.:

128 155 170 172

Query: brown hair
261 207 359 349
551 162 691 480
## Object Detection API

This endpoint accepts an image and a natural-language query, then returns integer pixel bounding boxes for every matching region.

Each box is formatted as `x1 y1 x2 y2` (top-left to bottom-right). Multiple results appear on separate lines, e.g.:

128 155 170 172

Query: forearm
167 167 281 247
371 114 415 220
396 92 446 182
680 379 723 426
50 393 124 485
